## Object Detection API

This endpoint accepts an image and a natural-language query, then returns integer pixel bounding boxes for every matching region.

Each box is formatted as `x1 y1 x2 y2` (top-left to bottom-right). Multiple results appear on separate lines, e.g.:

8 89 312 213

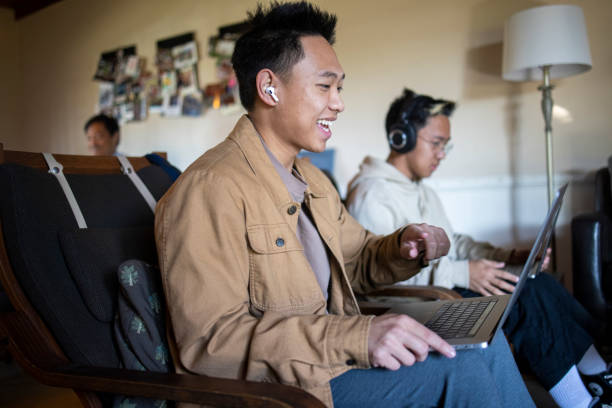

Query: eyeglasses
419 137 453 155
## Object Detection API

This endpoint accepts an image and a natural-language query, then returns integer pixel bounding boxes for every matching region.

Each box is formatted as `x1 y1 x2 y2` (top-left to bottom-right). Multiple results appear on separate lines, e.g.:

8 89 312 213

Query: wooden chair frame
0 144 459 407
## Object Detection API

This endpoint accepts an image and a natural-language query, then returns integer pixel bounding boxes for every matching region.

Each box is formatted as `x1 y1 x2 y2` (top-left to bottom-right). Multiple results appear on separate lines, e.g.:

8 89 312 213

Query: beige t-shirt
261 141 331 301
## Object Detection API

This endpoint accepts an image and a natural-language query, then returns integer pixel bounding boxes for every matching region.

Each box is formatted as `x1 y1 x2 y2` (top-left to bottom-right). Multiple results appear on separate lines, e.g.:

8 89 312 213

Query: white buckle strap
116 154 156 213
42 153 88 229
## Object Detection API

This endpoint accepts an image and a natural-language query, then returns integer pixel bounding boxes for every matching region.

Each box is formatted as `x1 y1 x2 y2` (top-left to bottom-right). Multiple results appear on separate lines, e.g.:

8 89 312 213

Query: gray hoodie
346 156 512 289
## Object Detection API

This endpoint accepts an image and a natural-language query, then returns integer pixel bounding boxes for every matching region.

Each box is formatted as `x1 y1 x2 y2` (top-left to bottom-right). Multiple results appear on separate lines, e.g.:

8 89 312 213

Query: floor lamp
502 4 592 208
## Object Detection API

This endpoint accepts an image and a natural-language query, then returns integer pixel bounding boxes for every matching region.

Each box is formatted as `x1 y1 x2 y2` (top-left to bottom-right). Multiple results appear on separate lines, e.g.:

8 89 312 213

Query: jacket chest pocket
247 223 326 313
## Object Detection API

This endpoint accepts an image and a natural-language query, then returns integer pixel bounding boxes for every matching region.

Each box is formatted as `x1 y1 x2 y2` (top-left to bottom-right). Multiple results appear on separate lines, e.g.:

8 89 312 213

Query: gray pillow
113 259 173 408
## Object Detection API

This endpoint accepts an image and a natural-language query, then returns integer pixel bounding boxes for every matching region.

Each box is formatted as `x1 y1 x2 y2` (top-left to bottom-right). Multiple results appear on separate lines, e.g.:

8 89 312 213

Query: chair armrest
572 213 610 321
0 311 324 408
54 366 324 408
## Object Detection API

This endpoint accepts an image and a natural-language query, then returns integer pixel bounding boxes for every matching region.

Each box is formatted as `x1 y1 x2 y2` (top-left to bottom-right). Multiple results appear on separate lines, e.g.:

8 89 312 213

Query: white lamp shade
502 5 592 82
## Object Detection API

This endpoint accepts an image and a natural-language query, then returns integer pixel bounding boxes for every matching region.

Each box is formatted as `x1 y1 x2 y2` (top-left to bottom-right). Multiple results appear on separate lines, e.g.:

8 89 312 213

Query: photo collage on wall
93 45 147 123
92 22 251 123
205 21 250 112
92 33 203 123
155 32 203 117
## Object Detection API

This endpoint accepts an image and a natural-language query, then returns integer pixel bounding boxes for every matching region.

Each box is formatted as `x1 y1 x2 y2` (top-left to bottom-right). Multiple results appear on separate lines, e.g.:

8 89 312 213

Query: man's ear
112 132 120 147
255 69 279 106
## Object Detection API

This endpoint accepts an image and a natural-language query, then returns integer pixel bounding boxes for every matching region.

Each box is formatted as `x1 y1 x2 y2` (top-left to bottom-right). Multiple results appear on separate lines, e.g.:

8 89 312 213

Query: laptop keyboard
425 299 497 339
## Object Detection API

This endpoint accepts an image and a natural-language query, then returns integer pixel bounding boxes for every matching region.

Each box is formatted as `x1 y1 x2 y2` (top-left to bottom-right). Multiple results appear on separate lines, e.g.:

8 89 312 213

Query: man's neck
248 113 297 171
386 153 419 182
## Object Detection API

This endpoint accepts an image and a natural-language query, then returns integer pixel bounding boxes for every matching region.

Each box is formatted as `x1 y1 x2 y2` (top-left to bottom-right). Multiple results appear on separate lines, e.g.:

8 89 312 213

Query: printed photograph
172 41 198 69
177 65 198 94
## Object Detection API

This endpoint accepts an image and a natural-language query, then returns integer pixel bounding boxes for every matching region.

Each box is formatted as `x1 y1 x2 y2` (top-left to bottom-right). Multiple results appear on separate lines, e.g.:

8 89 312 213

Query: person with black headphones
346 88 611 408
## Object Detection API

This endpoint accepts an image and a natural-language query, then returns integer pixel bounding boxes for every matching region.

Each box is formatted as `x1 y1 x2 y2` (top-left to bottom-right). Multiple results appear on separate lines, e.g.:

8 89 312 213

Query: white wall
431 173 595 285
2 0 611 288
4 0 610 174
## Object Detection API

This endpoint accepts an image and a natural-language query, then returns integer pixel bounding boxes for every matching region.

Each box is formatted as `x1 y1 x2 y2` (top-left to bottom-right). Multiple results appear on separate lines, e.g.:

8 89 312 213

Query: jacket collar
228 115 294 210
228 116 352 310
228 115 328 207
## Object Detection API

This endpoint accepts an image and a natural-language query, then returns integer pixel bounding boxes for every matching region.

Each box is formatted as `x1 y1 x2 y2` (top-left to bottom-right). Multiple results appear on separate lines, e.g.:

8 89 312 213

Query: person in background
346 88 612 408
154 3 536 407
84 113 182 182
84 113 120 156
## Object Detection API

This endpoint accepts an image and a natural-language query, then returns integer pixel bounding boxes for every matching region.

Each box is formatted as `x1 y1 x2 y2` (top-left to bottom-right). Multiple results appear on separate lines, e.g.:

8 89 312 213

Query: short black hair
385 88 455 135
231 1 337 110
84 114 119 136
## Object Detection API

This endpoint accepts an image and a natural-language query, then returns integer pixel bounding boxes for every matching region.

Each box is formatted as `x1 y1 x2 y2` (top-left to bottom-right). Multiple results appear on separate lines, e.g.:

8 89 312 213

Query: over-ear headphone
387 97 419 154
265 86 279 103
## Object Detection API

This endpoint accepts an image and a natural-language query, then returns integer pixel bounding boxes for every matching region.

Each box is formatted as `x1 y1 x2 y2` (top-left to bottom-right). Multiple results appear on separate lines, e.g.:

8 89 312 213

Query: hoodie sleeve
346 182 403 235
422 233 511 290
453 233 513 263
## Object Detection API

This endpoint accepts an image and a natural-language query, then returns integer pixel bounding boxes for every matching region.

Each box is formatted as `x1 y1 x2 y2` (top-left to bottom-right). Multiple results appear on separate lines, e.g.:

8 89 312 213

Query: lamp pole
538 65 557 273
539 65 555 209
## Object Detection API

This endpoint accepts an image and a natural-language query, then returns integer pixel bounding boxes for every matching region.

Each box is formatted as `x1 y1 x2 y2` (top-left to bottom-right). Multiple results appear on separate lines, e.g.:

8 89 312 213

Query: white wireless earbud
265 86 279 103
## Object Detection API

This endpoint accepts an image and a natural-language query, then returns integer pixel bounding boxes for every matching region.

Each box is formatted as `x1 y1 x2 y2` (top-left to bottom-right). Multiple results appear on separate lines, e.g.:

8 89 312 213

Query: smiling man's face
273 35 345 156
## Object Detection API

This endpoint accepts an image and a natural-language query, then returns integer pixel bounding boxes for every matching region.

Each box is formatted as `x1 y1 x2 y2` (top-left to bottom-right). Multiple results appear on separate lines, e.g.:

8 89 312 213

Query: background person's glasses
419 137 453 155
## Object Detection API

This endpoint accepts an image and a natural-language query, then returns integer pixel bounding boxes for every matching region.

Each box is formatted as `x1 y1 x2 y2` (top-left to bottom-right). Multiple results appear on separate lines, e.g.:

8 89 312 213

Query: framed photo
161 71 177 96
156 48 174 71
181 91 204 117
123 55 142 79
162 94 182 117
172 41 198 69
98 82 114 111
177 65 198 94
93 52 117 82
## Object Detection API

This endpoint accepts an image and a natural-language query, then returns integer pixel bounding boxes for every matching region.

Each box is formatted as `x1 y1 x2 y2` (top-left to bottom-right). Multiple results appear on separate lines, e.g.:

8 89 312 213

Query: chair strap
42 153 88 229
116 155 156 213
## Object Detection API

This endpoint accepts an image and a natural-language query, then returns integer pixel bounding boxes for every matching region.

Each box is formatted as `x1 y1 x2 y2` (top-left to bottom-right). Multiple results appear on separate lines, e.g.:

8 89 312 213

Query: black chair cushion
59 227 157 323
0 286 13 312
0 163 173 368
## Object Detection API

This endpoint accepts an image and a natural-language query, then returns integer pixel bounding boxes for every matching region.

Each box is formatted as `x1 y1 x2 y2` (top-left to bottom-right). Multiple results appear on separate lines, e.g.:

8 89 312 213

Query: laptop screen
494 183 568 334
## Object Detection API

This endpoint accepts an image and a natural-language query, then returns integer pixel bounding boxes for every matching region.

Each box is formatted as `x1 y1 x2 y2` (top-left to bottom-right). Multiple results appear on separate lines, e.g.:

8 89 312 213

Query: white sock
549 366 593 408
578 345 608 375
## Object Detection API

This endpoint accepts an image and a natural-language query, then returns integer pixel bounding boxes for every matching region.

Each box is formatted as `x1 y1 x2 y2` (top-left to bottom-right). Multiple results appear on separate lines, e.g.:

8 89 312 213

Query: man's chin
303 144 326 154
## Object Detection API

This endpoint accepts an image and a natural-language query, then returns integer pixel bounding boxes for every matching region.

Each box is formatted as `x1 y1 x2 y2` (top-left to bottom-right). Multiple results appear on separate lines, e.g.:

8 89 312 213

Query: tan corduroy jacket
154 116 424 407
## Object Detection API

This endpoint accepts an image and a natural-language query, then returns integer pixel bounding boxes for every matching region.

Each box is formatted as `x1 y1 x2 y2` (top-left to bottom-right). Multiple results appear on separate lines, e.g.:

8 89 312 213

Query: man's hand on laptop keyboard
399 223 450 262
368 314 456 371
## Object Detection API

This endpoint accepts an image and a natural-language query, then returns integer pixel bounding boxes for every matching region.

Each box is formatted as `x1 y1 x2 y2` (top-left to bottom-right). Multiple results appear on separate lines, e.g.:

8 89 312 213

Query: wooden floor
0 360 81 408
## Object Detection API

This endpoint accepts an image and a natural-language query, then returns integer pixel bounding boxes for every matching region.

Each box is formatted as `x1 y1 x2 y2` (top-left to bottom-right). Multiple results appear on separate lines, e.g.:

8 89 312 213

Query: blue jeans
331 331 534 408
455 272 597 389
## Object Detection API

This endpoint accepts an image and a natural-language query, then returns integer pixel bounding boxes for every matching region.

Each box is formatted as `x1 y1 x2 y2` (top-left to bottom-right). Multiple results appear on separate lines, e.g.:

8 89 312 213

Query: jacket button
287 205 297 215
275 238 285 247
346 359 356 366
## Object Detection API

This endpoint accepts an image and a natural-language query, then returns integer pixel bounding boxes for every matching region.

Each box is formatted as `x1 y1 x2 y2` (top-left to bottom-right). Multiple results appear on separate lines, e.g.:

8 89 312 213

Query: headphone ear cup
388 123 417 153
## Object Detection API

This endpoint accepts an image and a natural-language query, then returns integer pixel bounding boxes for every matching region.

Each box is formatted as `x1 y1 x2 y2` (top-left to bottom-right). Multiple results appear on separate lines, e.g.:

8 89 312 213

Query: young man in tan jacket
154 2 534 407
